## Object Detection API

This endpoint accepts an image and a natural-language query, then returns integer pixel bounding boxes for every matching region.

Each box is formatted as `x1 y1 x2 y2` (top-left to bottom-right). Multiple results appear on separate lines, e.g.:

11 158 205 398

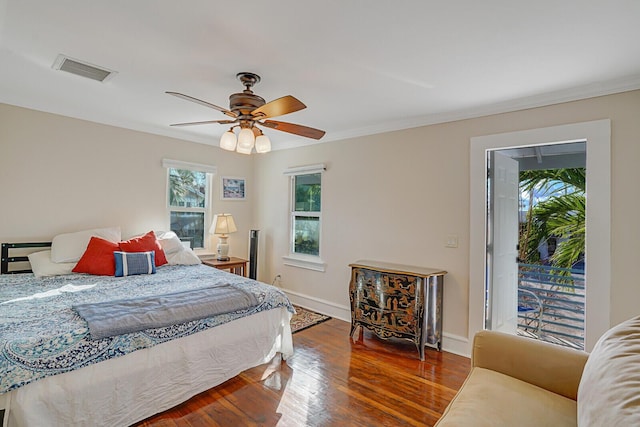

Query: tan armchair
437 315 640 426
435 330 588 426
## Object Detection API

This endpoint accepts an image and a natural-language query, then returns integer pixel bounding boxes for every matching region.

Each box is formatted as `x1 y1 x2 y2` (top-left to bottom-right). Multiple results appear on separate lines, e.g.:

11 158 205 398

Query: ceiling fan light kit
236 127 257 154
167 72 325 154
255 133 271 153
219 129 238 151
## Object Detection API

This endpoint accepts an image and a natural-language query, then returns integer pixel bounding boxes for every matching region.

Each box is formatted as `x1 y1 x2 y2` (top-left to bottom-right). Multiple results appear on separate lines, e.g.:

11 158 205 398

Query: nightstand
201 257 248 277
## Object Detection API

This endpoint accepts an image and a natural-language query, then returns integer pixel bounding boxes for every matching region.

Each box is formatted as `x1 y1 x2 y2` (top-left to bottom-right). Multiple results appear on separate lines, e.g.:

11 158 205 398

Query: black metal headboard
1 242 52 274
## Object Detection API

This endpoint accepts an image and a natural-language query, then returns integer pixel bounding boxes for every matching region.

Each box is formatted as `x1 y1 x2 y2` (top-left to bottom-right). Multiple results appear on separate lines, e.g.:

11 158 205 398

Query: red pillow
119 231 168 267
72 236 120 276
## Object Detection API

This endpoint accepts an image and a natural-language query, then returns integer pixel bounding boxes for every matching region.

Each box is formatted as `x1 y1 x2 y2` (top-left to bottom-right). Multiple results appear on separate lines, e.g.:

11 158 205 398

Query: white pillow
28 250 75 278
166 248 202 265
578 315 640 426
51 226 121 263
157 231 185 255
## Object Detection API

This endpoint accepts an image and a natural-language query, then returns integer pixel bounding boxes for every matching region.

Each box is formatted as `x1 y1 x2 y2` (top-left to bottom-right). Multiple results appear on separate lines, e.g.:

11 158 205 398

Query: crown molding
271 73 640 151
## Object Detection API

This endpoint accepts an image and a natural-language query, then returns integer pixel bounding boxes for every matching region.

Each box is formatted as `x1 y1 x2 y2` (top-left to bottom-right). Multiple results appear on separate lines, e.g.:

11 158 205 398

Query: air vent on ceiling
52 54 117 82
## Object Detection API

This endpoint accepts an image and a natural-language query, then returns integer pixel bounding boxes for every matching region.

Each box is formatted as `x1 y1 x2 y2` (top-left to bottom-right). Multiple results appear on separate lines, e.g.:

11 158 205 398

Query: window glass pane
169 168 207 208
294 215 320 256
294 173 321 212
170 211 204 248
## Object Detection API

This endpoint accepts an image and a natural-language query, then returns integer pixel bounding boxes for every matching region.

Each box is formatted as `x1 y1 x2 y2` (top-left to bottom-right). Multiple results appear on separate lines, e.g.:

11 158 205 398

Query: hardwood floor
135 318 470 427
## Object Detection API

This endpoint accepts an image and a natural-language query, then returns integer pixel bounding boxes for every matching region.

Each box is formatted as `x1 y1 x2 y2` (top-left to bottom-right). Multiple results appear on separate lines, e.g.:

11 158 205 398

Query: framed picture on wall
220 176 246 200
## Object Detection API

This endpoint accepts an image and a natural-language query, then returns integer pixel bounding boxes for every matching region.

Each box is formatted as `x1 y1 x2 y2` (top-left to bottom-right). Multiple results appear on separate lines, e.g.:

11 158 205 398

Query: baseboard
441 332 470 358
281 288 471 358
281 289 351 322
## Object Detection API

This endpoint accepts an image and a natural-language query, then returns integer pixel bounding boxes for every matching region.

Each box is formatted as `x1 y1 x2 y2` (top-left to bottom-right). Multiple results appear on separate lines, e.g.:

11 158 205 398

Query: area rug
291 305 331 333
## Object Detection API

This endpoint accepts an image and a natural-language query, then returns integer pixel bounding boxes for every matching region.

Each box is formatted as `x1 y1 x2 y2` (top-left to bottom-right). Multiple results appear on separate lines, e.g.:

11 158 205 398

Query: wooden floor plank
135 318 470 426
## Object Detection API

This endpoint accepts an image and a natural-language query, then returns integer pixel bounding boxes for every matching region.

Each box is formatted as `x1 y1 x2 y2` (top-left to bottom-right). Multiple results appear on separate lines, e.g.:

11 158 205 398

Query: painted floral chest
349 260 446 360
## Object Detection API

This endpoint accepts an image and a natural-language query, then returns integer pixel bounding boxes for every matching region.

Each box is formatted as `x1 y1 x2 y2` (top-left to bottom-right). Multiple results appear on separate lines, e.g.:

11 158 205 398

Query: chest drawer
353 303 418 335
353 268 418 311
349 260 446 360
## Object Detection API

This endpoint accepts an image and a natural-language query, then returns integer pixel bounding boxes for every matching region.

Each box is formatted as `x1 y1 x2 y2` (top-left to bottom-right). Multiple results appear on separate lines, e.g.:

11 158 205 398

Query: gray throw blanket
74 284 258 340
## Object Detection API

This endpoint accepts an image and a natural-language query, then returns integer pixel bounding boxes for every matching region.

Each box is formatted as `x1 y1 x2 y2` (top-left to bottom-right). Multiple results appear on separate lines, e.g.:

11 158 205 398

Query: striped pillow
114 251 156 277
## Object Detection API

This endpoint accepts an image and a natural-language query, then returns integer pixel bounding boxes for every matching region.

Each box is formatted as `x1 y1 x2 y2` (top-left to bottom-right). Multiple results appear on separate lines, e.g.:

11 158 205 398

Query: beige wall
254 90 640 353
0 104 254 257
2 90 639 354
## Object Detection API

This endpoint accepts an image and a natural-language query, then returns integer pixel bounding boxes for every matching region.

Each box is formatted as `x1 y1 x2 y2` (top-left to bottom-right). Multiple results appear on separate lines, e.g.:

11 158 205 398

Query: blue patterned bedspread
0 264 294 394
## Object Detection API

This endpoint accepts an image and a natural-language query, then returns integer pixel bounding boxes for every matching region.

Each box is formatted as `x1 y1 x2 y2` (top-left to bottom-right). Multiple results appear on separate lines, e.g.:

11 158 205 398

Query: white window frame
282 164 326 272
163 159 217 251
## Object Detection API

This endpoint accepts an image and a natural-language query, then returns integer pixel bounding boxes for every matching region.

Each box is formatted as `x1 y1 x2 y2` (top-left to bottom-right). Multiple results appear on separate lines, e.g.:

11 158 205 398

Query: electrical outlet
445 235 459 248
272 274 282 287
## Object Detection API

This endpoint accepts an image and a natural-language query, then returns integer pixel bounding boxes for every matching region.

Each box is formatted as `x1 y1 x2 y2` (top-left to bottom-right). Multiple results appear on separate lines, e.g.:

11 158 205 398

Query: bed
0 241 294 427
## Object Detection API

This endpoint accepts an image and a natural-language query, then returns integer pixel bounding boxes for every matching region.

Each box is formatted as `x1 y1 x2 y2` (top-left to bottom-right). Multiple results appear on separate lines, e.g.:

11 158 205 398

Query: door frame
469 119 611 353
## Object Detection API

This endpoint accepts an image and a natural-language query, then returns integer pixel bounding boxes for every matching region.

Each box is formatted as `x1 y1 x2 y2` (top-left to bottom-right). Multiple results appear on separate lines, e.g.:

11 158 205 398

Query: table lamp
210 213 237 261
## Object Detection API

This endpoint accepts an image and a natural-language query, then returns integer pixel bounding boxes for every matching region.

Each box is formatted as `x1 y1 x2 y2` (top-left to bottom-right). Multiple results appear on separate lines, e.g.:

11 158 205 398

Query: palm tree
169 169 205 207
519 168 585 270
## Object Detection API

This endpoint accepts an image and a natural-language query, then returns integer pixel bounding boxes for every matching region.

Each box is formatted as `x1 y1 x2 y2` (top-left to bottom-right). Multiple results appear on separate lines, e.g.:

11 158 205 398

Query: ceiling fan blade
261 120 326 140
170 119 237 127
166 91 237 118
251 95 306 119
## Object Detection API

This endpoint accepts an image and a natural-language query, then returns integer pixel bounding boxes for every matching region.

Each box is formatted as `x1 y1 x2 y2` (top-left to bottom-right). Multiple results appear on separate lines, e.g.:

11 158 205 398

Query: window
283 164 326 272
293 173 321 255
163 159 216 249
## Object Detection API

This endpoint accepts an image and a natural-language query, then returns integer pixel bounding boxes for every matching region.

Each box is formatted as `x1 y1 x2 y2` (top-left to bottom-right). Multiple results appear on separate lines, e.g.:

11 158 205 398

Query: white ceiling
2 1 640 151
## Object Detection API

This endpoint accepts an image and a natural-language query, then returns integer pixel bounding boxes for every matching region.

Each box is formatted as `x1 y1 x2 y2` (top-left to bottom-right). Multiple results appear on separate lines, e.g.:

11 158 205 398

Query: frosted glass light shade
236 144 252 155
220 130 237 151
236 128 255 154
255 134 271 153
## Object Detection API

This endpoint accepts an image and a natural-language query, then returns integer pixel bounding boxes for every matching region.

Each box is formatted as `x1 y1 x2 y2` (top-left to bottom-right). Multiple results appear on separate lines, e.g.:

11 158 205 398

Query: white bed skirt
2 307 293 427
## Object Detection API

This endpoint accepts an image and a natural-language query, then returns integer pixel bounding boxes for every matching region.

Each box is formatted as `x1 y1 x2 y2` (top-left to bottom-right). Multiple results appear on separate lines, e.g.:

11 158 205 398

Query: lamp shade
255 134 271 153
210 214 238 235
236 127 255 154
220 130 237 151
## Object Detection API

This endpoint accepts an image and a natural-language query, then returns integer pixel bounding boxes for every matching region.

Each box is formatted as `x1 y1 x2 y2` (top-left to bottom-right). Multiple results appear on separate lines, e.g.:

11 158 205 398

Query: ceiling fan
166 72 325 154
